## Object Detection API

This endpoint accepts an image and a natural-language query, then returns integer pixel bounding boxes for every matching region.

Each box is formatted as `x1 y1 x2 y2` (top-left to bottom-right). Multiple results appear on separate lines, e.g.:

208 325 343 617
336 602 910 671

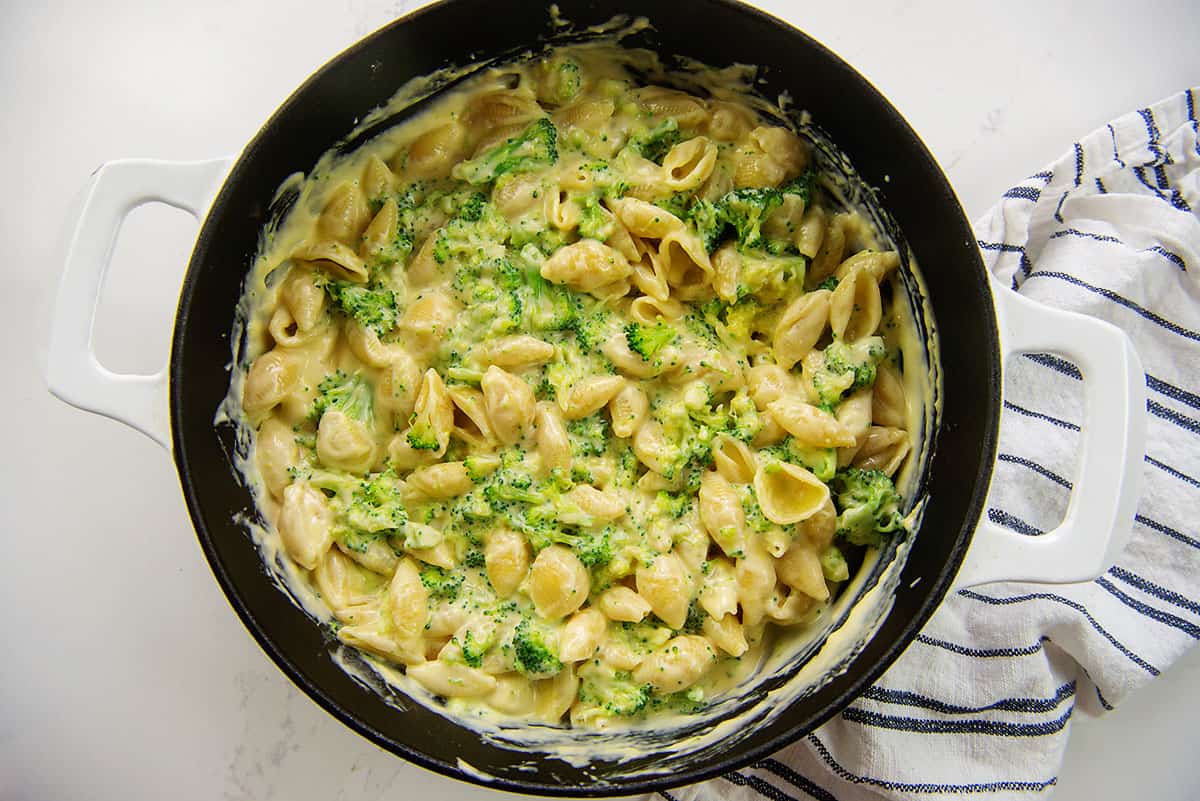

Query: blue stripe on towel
1020 357 1200 416
1145 374 1200 411
1135 514 1200 550
860 682 1075 715
1147 400 1200 434
1140 108 1165 163
915 633 1046 659
1024 271 1200 343
1080 666 1116 711
1002 400 1081 431
722 771 804 801
1188 89 1199 155
1143 245 1188 271
1157 167 1192 212
1132 165 1187 210
987 508 1044 536
977 240 1026 253
1003 185 1042 202
1109 565 1200 616
997 454 1073 488
756 760 840 801
1001 373 1200 447
806 735 1059 794
1044 230 1188 271
1022 352 1083 380
1049 227 1123 245
1145 455 1200 489
1094 577 1200 639
1053 191 1069 222
842 705 1073 737
958 590 1161 675
1107 123 1126 168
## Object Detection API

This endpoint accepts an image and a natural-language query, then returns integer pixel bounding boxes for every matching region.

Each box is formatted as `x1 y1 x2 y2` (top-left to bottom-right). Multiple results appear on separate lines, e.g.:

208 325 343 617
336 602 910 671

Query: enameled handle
952 276 1146 588
46 158 231 451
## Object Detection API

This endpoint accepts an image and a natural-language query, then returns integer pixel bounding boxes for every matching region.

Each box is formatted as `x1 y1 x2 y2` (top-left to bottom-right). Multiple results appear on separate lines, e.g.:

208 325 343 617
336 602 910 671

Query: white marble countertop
4 1 1198 798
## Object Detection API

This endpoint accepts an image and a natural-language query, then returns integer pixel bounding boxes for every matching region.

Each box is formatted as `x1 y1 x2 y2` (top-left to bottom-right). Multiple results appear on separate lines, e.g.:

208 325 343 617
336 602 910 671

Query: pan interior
171 0 999 794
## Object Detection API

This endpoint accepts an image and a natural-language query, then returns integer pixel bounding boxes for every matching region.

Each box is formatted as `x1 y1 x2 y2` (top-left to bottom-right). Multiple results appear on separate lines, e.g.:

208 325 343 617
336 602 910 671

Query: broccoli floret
449 491 494 532
781 167 818 203
483 472 544 508
511 221 569 255
654 192 692 219
823 337 887 390
760 436 837 482
571 306 611 354
831 467 906 547
581 160 629 199
308 468 407 535
366 220 414 269
512 619 563 678
681 600 706 634
532 495 610 546
686 198 725 254
631 118 682 164
652 404 720 488
811 369 855 410
454 117 558 185
542 57 582 105
740 252 806 301
567 413 609 457
463 454 501 483
456 629 491 668
432 204 511 267
652 686 708 715
572 527 614 568
526 268 577 331
740 486 776 535
345 470 408 533
614 442 640 487
463 548 487 569
482 259 525 333
577 668 650 717
624 321 677 361
576 194 613 241
309 371 374 426
493 259 523 291
406 418 441 451
419 565 464 600
721 298 763 342
683 310 722 349
320 280 400 335
817 276 839 291
717 187 784 251
654 491 692 520
458 191 488 221
820 544 850 582
727 390 762 443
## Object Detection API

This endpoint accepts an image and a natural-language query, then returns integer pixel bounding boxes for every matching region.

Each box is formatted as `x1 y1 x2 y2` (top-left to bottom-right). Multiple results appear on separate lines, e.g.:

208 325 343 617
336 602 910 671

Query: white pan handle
46 158 231 451
952 276 1147 588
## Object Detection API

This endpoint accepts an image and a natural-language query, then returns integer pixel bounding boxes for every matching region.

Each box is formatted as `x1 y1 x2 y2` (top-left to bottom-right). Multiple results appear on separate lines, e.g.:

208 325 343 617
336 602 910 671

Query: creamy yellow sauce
218 16 938 773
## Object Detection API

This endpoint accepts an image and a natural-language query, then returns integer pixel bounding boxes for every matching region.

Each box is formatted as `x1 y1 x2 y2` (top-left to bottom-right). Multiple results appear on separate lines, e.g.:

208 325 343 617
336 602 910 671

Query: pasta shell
753 460 830 525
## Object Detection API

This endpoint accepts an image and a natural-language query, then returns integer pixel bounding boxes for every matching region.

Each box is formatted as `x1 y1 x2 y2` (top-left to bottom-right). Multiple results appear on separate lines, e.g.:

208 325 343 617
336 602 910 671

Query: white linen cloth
663 88 1200 801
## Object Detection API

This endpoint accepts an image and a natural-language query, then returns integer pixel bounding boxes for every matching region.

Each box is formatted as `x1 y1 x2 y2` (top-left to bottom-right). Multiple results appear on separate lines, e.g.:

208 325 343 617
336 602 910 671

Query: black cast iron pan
46 0 1146 794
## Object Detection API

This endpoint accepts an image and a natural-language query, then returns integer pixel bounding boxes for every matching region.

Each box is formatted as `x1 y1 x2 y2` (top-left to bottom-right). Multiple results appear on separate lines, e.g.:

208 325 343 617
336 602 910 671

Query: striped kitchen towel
664 88 1200 801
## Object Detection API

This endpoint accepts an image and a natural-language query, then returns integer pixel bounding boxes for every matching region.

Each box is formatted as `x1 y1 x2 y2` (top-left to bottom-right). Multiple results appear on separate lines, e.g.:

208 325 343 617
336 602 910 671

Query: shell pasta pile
237 48 915 727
